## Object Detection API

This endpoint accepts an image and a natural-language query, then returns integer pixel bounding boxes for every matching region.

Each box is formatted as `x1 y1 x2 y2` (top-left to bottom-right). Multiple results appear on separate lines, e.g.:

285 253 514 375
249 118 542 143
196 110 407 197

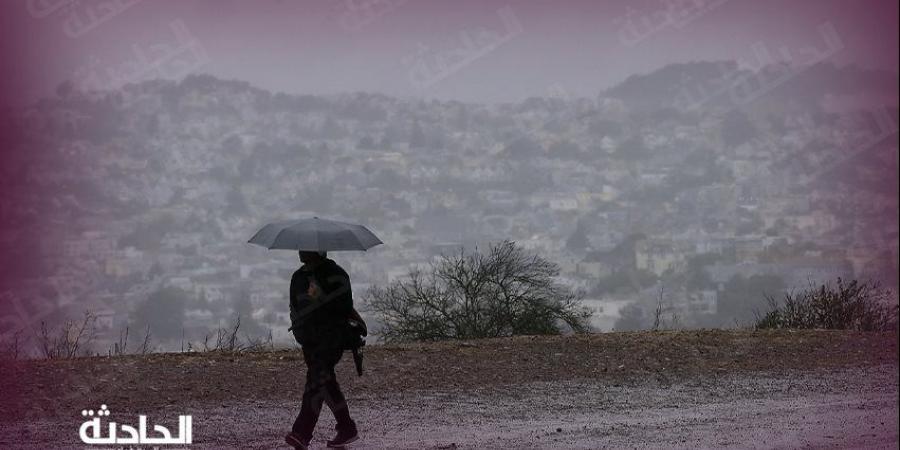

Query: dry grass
2 329 896 423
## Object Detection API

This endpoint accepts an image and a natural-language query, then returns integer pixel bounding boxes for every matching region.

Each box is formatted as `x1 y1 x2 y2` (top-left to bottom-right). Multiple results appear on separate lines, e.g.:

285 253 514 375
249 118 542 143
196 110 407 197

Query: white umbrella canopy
248 217 383 251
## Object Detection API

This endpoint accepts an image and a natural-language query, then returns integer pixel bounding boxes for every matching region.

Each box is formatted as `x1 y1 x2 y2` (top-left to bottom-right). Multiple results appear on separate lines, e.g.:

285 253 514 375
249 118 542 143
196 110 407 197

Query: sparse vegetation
35 311 97 359
3 310 275 360
196 315 274 353
754 278 899 331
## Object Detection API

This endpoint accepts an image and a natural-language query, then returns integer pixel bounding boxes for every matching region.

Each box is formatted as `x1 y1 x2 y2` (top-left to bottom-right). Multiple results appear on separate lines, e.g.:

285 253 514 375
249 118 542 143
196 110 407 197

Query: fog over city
1 0 897 353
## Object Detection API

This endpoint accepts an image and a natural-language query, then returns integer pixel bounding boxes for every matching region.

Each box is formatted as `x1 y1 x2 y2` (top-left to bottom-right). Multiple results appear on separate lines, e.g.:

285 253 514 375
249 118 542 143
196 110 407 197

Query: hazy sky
3 0 898 105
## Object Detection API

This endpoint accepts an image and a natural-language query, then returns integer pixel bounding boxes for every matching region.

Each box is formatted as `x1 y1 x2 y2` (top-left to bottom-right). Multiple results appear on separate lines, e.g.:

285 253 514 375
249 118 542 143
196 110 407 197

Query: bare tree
0 328 24 361
650 285 680 331
214 315 242 351
108 326 130 357
137 325 154 355
35 311 97 359
652 286 664 331
368 240 592 342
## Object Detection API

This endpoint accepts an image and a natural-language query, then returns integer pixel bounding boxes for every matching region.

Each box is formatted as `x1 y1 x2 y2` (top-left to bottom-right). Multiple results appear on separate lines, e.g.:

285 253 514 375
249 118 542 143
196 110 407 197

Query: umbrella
247 216 383 251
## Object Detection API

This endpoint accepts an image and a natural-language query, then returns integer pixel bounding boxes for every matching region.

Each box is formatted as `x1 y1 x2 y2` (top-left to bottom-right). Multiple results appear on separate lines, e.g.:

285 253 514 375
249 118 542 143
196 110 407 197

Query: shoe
326 426 359 448
285 432 311 450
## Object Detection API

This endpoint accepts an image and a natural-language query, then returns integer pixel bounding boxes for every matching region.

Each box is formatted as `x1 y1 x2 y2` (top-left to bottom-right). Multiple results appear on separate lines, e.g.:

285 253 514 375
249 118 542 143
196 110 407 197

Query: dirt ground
1 329 897 449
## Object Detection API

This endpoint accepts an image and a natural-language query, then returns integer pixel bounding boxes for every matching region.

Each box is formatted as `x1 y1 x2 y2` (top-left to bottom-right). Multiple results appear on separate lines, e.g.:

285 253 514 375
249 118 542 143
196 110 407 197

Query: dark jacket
289 258 354 346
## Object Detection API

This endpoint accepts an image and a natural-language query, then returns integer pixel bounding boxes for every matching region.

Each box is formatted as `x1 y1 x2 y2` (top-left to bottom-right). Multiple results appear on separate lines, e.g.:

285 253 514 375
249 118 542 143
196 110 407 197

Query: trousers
292 342 356 439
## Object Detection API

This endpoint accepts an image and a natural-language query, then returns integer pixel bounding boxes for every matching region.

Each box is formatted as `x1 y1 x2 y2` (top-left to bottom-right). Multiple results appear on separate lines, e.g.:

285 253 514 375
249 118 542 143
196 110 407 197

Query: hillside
604 61 899 111
1 330 897 448
4 61 898 351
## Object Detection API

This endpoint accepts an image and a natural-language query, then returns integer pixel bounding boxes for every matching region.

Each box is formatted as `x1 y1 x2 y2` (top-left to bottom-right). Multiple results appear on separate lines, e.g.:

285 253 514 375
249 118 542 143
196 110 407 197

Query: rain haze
0 0 897 349
0 1 898 447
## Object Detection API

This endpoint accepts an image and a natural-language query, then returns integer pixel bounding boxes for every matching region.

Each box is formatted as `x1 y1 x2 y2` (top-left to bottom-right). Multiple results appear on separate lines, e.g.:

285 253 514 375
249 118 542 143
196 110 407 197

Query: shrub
368 240 592 342
754 278 899 331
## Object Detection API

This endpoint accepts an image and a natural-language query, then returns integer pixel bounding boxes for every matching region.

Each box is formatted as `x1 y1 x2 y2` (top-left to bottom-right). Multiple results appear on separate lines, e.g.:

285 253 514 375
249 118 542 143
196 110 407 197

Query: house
365 151 408 172
250 287 283 308
518 234 556 253
549 197 579 211
587 231 622 252
557 255 580 276
734 236 766 262
635 238 686 276
576 261 613 279
579 298 634 332
482 190 519 209
63 240 91 258
166 276 193 291
693 235 730 254
105 247 146 277
386 261 429 283
780 258 855 291
784 212 837 235
194 283 229 303
704 262 779 286
639 171 667 186
685 289 717 315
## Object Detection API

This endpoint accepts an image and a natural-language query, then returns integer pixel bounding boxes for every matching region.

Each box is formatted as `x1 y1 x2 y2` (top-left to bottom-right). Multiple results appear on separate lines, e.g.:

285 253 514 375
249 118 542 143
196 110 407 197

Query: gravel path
3 364 896 449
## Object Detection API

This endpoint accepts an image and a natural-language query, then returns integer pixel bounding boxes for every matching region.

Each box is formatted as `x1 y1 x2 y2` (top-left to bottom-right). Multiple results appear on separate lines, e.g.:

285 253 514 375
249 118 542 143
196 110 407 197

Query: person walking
285 250 359 449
